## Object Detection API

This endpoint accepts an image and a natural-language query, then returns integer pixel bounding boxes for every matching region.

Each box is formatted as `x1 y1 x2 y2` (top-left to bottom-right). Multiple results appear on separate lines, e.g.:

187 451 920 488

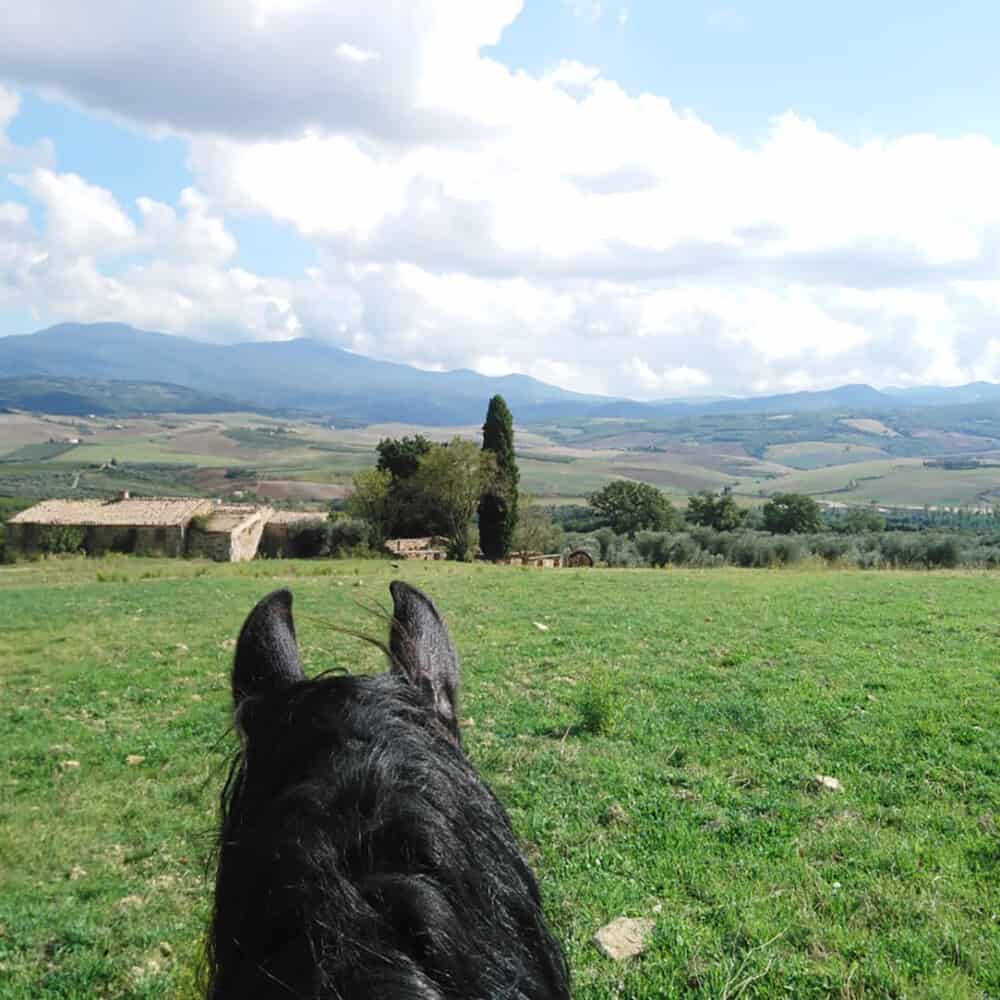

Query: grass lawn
1 559 999 998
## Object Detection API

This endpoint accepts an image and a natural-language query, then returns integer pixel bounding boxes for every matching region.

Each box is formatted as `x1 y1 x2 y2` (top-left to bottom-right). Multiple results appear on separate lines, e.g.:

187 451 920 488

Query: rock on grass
593 917 655 961
814 774 843 793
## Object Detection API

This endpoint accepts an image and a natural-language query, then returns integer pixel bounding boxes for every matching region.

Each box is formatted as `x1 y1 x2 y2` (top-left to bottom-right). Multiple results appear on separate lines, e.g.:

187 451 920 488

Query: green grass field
2 559 999 998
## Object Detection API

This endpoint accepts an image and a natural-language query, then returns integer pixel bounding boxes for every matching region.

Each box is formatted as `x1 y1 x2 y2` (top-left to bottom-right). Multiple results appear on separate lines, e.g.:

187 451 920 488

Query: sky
1 0 1000 400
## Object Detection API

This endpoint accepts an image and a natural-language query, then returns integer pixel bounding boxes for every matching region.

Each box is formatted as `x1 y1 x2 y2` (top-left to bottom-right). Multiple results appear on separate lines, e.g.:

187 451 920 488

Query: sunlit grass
1 558 999 997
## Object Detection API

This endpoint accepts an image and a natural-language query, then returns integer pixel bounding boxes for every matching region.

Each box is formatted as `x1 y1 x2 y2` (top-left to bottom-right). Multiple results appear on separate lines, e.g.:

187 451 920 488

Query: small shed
506 552 564 568
386 537 448 560
565 548 594 568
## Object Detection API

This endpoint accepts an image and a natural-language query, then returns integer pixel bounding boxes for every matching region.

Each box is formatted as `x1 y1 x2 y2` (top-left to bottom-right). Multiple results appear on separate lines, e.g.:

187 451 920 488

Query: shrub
577 675 623 736
287 520 329 558
635 530 671 568
328 517 370 556
605 537 642 568
37 524 86 555
772 537 804 565
594 527 616 563
924 536 961 568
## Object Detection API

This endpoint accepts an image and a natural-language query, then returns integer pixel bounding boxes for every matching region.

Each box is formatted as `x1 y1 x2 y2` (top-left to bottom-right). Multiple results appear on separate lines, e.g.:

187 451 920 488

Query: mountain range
2 322 1000 424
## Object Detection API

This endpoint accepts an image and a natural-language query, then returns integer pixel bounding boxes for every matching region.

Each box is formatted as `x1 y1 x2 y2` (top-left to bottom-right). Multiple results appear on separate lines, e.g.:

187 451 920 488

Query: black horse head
208 581 570 999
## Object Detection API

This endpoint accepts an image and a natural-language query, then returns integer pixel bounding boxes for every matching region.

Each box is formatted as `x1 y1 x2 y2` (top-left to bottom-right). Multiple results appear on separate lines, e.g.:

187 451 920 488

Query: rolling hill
2 322 1000 425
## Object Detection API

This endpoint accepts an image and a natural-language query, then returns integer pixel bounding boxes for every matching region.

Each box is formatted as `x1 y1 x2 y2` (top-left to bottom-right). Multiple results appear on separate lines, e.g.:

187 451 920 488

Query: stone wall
5 521 183 558
506 553 564 568
186 513 267 562
230 514 266 562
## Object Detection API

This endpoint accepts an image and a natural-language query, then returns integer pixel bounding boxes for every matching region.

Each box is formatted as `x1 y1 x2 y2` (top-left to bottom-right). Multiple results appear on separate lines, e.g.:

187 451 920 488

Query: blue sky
0 0 999 397
495 1 1000 143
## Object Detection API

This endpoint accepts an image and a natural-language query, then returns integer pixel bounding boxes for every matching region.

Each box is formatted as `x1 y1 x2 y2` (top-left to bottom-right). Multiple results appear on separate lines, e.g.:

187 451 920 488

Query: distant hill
0 323 601 423
0 376 245 416
2 322 999 424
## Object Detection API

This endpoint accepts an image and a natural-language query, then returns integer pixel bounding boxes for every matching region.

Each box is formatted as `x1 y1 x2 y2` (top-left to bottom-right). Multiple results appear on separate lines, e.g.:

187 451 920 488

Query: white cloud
0 1 522 142
3 3 1000 397
20 169 137 255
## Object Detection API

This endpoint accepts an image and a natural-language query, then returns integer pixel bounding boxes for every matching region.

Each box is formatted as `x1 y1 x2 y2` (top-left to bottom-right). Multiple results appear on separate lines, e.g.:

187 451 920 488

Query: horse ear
232 589 305 707
389 581 460 740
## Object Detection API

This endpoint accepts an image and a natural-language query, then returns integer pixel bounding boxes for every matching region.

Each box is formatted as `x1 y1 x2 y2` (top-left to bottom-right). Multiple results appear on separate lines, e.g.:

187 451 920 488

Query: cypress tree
478 395 519 560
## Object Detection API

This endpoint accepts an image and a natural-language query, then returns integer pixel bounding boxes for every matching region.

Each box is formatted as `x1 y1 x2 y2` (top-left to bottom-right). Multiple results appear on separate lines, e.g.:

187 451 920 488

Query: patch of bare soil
255 480 351 501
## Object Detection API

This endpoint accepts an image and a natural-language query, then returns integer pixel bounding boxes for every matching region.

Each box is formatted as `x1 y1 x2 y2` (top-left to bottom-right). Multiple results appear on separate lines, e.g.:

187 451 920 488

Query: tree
588 480 678 537
412 439 496 560
376 435 433 479
345 468 396 548
762 493 823 534
512 499 563 557
841 507 887 533
686 491 745 531
478 395 519 560
374 434 446 537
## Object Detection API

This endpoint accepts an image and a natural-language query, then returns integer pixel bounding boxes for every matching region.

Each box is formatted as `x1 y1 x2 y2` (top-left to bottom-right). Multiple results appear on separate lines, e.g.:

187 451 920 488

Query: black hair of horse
207 581 570 999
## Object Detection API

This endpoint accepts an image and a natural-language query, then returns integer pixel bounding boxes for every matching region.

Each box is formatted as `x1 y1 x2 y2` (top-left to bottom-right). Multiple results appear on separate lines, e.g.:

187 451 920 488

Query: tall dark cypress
478 395 519 560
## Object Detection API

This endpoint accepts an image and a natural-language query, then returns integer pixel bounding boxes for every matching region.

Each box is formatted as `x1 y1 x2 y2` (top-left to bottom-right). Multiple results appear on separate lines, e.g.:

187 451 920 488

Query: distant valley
4 322 1000 510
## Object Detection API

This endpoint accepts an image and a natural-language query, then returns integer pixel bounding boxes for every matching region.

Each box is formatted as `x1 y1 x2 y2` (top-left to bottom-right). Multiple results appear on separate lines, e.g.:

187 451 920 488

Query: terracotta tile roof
200 505 271 532
10 497 211 527
267 510 326 525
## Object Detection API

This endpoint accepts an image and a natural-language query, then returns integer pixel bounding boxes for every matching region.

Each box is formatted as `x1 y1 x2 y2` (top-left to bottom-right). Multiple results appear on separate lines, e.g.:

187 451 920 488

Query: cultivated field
9 405 1000 507
2 559 998 998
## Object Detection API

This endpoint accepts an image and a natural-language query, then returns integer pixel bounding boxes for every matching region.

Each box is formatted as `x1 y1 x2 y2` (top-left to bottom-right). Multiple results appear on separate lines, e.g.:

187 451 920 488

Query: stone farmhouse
7 494 323 562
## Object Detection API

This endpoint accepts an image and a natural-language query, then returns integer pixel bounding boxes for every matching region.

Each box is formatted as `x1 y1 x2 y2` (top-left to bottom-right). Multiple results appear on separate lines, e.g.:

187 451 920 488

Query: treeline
558 525 994 570
545 485 1000 569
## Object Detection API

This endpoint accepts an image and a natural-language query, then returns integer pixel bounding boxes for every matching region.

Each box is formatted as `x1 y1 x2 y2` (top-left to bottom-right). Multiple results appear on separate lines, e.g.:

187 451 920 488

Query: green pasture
764 442 888 471
744 458 1000 508
2 559 999 998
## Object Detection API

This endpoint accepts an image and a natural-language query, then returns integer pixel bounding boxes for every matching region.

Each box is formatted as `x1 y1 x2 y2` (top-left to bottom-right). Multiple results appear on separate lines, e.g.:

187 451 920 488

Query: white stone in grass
815 775 843 793
593 917 655 960
533 622 549 632
126 754 145 766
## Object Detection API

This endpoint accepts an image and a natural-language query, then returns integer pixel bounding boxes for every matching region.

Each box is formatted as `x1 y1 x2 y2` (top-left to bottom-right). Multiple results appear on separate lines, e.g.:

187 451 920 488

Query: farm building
506 552 564 568
6 495 311 562
386 537 448 561
7 496 210 558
